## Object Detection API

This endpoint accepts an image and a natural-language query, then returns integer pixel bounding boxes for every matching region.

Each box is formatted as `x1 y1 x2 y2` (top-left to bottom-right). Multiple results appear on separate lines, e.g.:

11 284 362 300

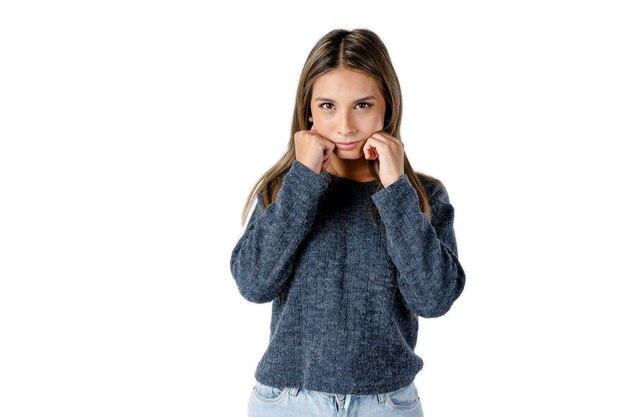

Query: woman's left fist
363 131 404 188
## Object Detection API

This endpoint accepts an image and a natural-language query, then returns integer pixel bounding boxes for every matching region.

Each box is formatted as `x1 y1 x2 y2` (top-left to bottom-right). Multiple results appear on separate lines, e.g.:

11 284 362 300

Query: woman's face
310 68 386 160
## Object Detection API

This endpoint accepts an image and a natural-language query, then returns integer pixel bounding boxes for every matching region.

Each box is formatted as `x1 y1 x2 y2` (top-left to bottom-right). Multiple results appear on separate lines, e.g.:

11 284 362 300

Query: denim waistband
286 386 386 410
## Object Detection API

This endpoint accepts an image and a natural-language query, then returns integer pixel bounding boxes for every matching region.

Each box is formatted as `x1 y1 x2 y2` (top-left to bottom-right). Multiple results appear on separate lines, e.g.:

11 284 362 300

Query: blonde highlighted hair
239 28 442 226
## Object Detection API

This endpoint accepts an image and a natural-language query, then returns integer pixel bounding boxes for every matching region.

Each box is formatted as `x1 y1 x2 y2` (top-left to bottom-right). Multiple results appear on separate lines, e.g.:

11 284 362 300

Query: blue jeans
248 379 424 417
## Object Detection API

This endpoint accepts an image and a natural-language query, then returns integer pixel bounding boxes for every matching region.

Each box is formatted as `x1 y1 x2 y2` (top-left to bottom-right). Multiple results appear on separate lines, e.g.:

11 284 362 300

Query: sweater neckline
326 172 380 185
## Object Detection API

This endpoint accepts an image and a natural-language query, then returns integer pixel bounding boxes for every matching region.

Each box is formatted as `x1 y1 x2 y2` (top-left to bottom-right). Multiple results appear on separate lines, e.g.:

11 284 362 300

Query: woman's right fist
294 125 335 174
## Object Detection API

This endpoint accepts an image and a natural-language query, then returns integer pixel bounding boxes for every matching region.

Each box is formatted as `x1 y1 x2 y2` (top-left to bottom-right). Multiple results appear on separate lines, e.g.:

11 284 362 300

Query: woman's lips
335 140 362 150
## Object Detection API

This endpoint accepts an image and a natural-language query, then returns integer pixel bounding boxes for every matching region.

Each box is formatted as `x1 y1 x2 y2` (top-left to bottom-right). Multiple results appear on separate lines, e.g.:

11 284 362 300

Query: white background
1 1 625 416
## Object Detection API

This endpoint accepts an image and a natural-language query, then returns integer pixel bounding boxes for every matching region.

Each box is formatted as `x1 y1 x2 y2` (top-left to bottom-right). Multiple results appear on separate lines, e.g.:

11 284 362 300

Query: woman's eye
318 102 372 110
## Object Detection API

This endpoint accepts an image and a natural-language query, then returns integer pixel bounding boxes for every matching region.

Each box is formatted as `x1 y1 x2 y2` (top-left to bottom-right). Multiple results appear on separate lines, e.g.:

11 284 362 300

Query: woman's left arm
371 176 466 318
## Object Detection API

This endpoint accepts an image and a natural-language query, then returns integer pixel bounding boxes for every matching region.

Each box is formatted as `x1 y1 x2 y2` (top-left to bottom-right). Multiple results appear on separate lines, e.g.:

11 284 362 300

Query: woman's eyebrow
314 96 377 103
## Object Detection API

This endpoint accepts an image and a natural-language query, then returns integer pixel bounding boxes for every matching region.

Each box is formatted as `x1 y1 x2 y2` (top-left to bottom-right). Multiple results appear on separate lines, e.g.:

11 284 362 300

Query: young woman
230 28 465 417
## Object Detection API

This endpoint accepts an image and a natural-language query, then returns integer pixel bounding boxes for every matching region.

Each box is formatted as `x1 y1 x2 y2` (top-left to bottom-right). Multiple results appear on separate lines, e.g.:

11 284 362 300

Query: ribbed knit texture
231 160 465 395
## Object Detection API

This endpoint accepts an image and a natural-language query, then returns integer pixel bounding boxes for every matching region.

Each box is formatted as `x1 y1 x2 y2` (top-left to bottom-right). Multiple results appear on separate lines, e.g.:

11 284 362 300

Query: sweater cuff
280 160 331 202
371 174 422 212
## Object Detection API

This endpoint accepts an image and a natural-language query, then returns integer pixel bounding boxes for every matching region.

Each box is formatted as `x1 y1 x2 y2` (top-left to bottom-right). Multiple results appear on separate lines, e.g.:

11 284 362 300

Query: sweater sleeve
371 175 466 318
230 160 331 303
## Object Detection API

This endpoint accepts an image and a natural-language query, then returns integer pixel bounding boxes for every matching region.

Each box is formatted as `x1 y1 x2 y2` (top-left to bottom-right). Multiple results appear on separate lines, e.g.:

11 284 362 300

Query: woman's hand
363 131 405 188
294 124 336 174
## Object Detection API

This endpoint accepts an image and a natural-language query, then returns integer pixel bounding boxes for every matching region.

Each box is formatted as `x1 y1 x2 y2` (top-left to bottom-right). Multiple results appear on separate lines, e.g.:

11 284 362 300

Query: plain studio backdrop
1 1 624 416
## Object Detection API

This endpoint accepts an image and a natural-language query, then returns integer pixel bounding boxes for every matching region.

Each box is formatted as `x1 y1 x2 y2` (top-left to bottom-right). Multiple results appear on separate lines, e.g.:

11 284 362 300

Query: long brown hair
239 28 442 226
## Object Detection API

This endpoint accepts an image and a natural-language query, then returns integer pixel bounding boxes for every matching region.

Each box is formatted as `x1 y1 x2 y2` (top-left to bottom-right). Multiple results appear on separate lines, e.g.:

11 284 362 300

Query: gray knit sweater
231 160 465 395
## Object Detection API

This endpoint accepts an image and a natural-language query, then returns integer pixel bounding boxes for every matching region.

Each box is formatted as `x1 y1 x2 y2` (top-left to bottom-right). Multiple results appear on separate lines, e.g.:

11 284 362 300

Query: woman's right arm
230 160 331 303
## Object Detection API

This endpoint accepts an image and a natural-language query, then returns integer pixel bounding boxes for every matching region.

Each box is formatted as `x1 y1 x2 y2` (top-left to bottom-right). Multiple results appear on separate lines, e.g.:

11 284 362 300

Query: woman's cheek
315 125 333 139
372 120 385 133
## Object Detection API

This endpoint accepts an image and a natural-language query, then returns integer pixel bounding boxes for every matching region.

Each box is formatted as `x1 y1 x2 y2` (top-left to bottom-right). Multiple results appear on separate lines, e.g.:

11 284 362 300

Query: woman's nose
337 112 355 136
